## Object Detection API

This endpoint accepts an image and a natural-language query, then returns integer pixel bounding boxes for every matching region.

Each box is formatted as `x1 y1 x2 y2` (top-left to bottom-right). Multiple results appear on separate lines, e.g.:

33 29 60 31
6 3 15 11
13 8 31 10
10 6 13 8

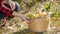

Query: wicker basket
29 17 49 32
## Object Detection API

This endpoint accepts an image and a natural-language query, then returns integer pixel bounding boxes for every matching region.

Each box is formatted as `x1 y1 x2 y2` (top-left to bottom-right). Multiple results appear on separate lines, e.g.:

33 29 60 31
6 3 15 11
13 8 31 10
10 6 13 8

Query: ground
0 0 60 34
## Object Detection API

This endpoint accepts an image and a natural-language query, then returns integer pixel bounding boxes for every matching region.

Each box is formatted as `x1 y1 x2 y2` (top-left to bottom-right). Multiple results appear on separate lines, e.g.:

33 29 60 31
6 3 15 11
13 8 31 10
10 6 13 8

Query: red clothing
0 0 14 18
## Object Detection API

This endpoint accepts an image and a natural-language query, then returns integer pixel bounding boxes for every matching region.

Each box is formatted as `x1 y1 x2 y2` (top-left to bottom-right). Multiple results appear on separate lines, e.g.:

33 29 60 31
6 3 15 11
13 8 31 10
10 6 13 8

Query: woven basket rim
51 17 60 20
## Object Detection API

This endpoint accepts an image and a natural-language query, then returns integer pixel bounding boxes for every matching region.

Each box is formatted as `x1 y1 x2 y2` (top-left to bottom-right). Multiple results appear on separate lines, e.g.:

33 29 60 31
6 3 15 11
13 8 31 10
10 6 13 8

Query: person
0 0 31 27
0 0 20 19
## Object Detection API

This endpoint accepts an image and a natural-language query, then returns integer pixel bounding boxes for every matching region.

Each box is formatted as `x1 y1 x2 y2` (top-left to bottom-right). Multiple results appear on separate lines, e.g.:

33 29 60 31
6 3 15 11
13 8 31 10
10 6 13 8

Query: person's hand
0 17 7 27
3 17 7 24
20 14 31 23
12 12 31 23
8 1 15 10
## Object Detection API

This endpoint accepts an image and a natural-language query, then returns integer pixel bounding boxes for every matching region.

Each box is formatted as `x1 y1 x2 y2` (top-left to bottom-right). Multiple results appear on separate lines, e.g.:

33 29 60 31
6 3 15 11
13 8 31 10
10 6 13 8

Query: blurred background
0 0 60 34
